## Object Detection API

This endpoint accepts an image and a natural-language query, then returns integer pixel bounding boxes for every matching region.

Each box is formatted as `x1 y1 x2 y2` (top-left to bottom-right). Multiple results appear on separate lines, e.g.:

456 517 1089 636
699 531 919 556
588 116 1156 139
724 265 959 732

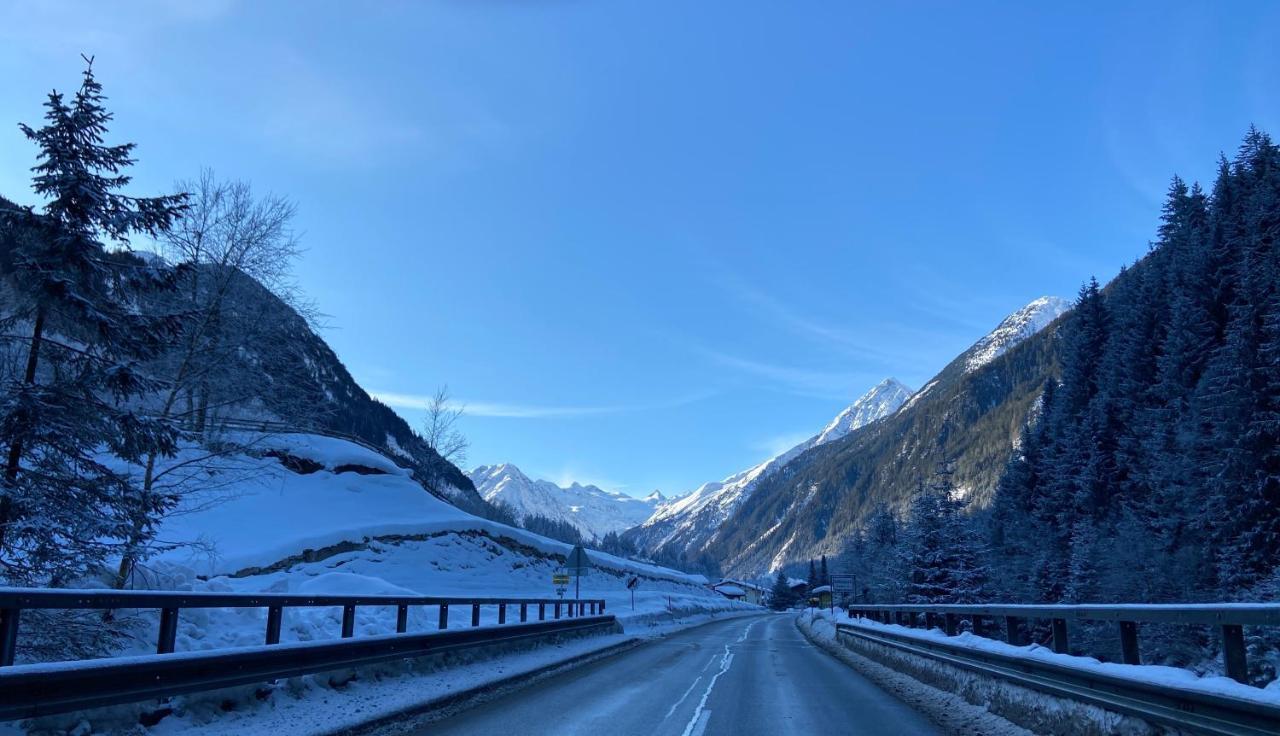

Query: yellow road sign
552 574 571 585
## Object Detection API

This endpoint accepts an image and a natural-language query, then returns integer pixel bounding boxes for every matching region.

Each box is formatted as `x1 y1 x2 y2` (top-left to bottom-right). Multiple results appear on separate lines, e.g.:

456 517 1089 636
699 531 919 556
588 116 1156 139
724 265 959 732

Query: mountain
963 296 1069 372
0 194 485 514
703 296 1068 576
469 463 662 541
624 378 914 561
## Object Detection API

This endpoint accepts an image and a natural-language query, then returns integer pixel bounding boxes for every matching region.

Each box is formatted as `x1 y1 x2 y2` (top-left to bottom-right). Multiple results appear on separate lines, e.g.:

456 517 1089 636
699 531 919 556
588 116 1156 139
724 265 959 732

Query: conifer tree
0 57 187 585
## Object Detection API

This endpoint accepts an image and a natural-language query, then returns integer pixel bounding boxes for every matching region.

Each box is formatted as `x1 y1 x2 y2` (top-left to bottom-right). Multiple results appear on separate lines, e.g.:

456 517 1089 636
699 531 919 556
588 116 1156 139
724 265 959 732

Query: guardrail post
471 604 480 627
520 603 528 622
266 605 283 645
1004 616 1024 646
1051 618 1069 654
539 602 546 621
1222 624 1247 682
944 613 959 636
554 602 561 619
1120 621 1140 665
589 602 596 615
600 600 606 614
157 607 179 654
925 612 937 631
498 603 507 624
579 601 585 617
0 607 19 666
341 605 356 638
439 603 449 630
396 605 409 634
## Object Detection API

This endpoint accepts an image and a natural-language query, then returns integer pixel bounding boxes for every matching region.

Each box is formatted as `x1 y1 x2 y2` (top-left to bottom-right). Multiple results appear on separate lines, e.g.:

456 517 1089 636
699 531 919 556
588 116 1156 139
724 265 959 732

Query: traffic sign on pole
566 545 592 600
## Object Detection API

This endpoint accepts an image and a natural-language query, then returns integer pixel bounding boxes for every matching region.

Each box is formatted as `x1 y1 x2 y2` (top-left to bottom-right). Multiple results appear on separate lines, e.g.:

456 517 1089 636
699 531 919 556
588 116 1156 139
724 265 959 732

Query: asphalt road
420 613 941 736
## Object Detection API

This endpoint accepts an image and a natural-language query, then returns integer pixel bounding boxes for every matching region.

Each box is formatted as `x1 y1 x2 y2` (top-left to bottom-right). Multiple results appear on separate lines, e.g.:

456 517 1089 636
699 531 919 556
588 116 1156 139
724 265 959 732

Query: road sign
626 576 639 610
552 574 571 585
566 545 592 575
832 574 855 593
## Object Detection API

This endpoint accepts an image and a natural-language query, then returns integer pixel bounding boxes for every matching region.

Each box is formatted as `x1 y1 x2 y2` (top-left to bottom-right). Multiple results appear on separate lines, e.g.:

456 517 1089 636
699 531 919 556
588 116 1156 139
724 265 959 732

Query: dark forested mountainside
989 128 1280 606
0 199 481 514
705 301 1062 577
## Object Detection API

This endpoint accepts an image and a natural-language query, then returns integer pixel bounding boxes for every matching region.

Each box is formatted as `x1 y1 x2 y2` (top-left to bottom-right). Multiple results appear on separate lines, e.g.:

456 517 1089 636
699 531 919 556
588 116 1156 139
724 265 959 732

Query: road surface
419 613 941 735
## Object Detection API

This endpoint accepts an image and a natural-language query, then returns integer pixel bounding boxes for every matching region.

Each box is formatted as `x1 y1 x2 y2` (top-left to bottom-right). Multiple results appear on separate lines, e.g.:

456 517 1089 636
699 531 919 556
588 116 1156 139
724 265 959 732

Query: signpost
552 570 570 598
565 545 592 601
625 575 639 610
832 574 855 615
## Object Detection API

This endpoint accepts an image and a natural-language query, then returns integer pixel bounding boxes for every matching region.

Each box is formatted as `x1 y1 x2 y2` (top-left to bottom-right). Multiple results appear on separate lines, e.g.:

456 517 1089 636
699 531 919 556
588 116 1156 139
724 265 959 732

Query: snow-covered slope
468 463 662 541
148 435 702 587
624 378 912 559
964 296 1069 372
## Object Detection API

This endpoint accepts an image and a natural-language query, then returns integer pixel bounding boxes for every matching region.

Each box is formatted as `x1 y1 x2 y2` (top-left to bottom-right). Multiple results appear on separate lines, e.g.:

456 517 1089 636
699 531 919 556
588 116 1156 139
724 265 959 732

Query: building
711 579 768 606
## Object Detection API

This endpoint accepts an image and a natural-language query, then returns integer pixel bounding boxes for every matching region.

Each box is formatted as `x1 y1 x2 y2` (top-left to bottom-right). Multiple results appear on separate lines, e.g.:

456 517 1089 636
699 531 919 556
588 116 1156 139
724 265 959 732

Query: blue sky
2 2 1277 496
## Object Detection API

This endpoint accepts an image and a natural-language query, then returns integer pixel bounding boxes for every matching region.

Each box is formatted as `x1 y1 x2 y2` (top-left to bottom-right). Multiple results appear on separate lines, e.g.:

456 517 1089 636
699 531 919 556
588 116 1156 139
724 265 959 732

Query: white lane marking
664 675 703 720
679 619 759 736
688 710 712 736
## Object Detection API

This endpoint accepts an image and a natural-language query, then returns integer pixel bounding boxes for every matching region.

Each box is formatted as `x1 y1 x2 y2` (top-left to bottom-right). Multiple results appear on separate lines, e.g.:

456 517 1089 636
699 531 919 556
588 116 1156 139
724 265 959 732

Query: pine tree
0 57 187 585
769 570 794 611
901 467 988 604
819 555 829 587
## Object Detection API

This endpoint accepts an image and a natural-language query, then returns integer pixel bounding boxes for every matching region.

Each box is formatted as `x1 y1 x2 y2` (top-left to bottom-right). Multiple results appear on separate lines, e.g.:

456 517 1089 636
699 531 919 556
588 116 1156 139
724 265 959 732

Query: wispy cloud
696 348 872 401
372 390 714 419
716 273 903 363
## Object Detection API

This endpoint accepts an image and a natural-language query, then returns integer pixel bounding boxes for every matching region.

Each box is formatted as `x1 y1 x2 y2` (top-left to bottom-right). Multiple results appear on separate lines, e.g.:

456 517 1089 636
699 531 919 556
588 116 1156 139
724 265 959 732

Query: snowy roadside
4 609 764 736
820 609 1280 708
796 610 1033 736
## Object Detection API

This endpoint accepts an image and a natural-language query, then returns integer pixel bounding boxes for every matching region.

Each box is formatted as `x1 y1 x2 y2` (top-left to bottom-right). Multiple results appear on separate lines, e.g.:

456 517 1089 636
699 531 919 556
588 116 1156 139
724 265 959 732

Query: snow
796 612 1033 736
827 611 1280 708
963 296 1069 373
714 585 746 596
632 378 912 559
0 434 757 732
146 436 704 586
468 463 660 541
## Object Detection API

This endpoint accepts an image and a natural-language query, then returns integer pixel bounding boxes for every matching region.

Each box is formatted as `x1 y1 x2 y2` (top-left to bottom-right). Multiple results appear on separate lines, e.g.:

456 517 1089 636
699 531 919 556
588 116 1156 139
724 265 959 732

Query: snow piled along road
3 434 754 735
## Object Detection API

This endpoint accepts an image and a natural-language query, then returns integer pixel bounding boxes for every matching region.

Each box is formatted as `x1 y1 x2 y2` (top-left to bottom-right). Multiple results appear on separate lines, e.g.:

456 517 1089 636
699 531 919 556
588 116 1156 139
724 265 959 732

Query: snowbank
148 434 709 587
833 612 1280 708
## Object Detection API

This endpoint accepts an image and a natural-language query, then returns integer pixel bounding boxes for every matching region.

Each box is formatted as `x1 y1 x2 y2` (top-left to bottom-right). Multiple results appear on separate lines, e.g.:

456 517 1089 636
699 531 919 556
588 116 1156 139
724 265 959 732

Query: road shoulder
795 611 1033 736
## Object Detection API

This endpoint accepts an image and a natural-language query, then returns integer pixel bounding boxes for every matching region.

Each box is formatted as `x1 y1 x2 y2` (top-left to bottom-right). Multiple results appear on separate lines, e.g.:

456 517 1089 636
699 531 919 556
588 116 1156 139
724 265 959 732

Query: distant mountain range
623 377 915 562
468 463 665 541
701 295 1070 576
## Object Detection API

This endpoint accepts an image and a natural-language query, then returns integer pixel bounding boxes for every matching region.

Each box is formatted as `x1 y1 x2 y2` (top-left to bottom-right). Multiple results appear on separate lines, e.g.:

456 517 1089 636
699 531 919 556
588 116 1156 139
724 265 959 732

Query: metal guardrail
847 602 1280 683
0 587 606 668
835 621 1280 736
2 615 617 720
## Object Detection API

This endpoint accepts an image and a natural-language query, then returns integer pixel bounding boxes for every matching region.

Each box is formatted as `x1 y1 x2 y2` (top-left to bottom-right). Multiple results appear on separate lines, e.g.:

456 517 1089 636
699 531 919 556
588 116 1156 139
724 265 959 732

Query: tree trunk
0 306 47 552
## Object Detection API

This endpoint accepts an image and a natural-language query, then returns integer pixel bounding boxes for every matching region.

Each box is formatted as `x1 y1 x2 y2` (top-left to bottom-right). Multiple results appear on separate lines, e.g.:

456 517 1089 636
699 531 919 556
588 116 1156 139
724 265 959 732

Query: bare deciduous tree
422 385 469 467
115 170 318 587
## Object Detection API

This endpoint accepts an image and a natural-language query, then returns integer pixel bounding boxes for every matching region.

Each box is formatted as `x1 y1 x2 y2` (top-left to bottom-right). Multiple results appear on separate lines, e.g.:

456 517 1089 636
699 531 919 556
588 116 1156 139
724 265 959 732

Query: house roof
715 585 746 596
715 578 766 593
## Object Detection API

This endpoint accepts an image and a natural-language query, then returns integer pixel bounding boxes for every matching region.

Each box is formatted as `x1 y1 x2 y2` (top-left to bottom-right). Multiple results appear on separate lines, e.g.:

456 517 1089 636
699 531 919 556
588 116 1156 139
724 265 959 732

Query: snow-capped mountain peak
626 377 912 556
468 463 662 541
964 296 1069 373
813 378 913 445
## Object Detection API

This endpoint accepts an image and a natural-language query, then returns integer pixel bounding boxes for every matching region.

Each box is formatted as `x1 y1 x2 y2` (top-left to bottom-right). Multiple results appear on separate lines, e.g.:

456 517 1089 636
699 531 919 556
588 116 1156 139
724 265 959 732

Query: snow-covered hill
624 378 913 559
468 463 662 541
964 296 1069 372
